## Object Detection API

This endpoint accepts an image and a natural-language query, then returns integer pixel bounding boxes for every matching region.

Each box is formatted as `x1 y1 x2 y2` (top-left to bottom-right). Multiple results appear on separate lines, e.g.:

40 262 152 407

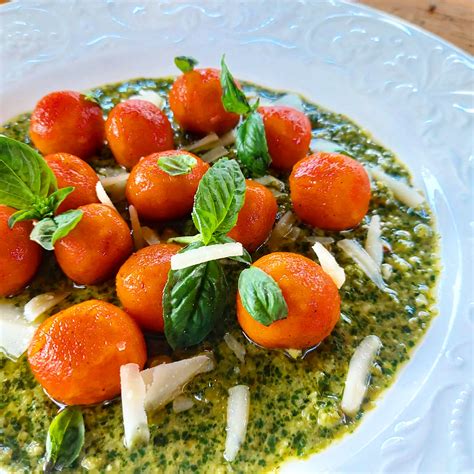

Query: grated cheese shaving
370 167 424 208
223 333 246 363
99 173 129 202
170 242 243 270
183 133 219 152
141 226 160 246
95 181 118 211
128 90 164 109
219 129 237 147
365 215 383 267
24 291 70 322
224 385 250 462
128 205 145 250
312 242 345 289
200 145 229 163
172 396 194 413
341 335 382 417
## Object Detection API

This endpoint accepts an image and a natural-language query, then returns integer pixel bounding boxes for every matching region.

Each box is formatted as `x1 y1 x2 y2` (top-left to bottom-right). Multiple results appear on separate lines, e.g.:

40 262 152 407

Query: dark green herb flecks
0 77 439 474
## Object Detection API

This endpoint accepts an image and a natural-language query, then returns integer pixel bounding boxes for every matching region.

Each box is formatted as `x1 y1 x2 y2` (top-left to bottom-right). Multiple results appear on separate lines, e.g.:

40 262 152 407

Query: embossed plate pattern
0 1 472 472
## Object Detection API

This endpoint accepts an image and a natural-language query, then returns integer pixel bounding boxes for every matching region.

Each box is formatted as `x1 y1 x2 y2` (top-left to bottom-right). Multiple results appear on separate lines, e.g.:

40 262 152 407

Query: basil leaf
45 407 84 472
220 55 251 115
213 235 252 265
30 210 83 251
157 154 197 176
236 110 271 177
192 158 246 245
163 243 227 349
174 56 198 73
238 266 288 326
8 208 43 228
0 136 57 210
83 90 100 105
48 187 75 212
167 234 202 245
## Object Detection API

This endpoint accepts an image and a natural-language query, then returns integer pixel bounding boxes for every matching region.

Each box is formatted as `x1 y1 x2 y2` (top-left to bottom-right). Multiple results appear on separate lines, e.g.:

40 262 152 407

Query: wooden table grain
358 0 474 54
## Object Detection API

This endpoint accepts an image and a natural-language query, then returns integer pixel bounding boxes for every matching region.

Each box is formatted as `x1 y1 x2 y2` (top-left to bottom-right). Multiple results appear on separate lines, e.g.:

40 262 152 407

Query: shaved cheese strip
99 173 129 202
272 94 305 112
337 239 385 290
183 132 219 152
219 129 237 147
365 215 383 267
224 385 250 462
0 302 38 360
201 145 229 163
370 167 424 208
310 138 345 153
170 242 243 270
224 333 246 363
312 242 345 289
254 175 286 191
141 226 160 245
172 396 194 413
304 236 335 245
24 291 70 322
95 181 118 211
267 211 299 251
141 354 214 412
341 335 382 417
129 205 145 250
128 90 164 109
120 363 149 450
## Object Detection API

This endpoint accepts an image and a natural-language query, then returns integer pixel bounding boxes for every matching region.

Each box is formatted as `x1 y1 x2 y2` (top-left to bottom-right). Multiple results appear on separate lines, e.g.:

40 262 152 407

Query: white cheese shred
365 215 383 267
223 333 246 363
170 242 243 270
254 175 286 192
267 211 300 251
310 138 343 153
128 205 145 250
370 167 424 208
141 354 214 412
312 242 345 289
183 132 219 152
128 90 164 109
95 181 118 211
172 396 195 413
219 129 237 147
341 335 382 417
224 385 250 462
337 239 386 290
200 145 229 163
141 226 161 246
120 363 150 450
24 291 70 322
99 173 129 202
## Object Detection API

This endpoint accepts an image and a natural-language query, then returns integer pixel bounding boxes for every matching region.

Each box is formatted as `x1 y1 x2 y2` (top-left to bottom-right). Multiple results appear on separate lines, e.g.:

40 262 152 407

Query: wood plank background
358 0 474 54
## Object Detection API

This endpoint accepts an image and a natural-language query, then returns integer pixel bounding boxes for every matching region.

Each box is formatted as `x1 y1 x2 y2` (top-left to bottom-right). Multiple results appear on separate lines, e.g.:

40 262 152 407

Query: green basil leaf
213 235 252 265
167 234 202 245
220 55 251 115
48 187 75 212
0 136 57 210
163 242 227 349
174 56 198 73
192 158 246 245
45 407 84 472
236 110 271 177
238 266 288 326
157 154 197 176
8 208 43 228
83 90 100 106
30 210 83 251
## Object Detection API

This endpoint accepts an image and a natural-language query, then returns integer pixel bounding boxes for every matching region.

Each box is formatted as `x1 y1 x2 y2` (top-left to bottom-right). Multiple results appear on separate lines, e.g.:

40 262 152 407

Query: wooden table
358 0 474 54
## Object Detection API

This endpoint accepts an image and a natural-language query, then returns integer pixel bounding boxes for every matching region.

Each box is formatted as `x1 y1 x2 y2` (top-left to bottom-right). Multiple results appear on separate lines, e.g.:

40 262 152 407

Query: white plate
0 1 472 472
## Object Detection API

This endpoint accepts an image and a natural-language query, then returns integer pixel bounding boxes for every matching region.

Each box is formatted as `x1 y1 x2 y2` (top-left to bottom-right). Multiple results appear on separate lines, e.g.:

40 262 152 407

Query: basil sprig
157 153 197 176
163 242 227 349
174 56 198 73
45 407 85 472
238 266 288 326
192 158 246 245
163 158 250 349
219 57 271 177
0 136 83 249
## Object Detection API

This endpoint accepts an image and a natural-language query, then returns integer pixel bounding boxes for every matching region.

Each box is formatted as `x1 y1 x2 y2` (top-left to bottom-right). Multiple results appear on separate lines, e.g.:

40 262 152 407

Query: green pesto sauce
0 78 440 473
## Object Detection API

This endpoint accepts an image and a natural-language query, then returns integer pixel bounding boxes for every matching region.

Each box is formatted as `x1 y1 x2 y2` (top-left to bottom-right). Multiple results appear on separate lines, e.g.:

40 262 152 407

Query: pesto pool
0 78 439 473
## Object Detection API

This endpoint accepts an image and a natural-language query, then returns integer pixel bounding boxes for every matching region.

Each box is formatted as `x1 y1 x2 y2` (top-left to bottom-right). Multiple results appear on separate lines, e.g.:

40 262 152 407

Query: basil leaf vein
220 56 251 115
236 110 271 177
238 266 288 326
174 56 198 73
192 158 246 245
45 407 84 472
163 242 227 349
30 210 83 251
157 154 197 176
